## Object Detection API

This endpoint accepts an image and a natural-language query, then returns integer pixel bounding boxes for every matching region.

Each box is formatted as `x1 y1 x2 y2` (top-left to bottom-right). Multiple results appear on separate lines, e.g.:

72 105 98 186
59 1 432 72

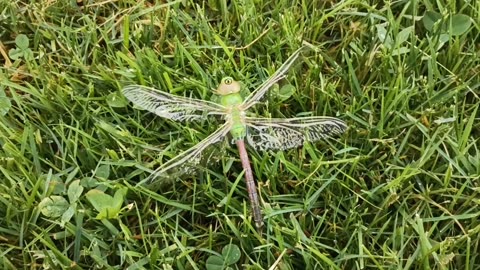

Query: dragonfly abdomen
230 122 247 141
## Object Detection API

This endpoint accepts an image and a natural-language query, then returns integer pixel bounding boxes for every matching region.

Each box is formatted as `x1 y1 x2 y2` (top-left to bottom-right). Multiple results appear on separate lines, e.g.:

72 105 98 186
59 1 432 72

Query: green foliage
8 34 33 60
0 0 479 269
106 92 129 108
422 11 472 50
38 196 70 218
38 179 84 226
206 244 241 270
275 83 296 102
0 87 11 116
422 11 472 35
85 188 126 219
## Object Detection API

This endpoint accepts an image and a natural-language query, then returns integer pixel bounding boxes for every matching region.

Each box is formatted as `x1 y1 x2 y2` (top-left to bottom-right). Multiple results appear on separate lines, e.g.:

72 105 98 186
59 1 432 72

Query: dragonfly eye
223 77 233 85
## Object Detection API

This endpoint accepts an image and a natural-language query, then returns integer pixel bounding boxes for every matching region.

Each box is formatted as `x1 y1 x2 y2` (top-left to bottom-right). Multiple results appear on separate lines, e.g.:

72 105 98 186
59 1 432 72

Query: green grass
1 0 479 269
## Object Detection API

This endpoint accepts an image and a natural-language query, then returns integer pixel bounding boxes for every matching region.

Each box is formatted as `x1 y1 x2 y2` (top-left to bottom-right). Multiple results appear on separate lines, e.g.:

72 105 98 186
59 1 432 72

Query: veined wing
123 85 227 121
241 46 308 110
245 116 347 151
137 123 231 188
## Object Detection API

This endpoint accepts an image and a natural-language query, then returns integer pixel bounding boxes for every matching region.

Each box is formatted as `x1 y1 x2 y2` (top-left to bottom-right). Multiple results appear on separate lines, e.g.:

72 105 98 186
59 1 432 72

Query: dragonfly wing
123 85 226 121
241 46 308 110
245 116 347 150
137 123 231 188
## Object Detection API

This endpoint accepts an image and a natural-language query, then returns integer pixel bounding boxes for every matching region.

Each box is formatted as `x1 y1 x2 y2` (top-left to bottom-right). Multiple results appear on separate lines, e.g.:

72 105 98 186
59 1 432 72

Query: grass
0 0 479 269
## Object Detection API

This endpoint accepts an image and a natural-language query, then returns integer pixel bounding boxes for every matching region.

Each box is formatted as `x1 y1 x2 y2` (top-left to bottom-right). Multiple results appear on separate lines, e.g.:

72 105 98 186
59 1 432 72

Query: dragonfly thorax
222 103 247 142
215 77 247 140
224 103 247 140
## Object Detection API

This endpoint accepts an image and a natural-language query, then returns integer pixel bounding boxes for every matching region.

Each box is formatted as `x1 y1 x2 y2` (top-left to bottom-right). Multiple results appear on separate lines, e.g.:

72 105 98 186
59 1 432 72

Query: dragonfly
123 45 347 229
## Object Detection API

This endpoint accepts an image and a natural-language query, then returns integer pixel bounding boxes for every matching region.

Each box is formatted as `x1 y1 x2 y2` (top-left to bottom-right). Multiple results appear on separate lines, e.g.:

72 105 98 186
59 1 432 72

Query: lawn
0 0 479 269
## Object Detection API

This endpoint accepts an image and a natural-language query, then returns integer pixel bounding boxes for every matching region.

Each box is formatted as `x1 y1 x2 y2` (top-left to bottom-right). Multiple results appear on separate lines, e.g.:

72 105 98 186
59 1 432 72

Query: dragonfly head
215 77 241 96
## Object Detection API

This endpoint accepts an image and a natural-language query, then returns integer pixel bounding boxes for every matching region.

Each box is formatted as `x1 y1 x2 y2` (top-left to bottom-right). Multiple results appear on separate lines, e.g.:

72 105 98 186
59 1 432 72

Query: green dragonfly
123 45 347 229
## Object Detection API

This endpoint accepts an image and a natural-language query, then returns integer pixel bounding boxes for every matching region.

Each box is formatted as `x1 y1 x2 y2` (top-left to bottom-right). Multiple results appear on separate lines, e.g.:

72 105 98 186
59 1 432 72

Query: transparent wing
123 85 227 121
137 123 231 188
241 46 308 110
245 116 347 150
